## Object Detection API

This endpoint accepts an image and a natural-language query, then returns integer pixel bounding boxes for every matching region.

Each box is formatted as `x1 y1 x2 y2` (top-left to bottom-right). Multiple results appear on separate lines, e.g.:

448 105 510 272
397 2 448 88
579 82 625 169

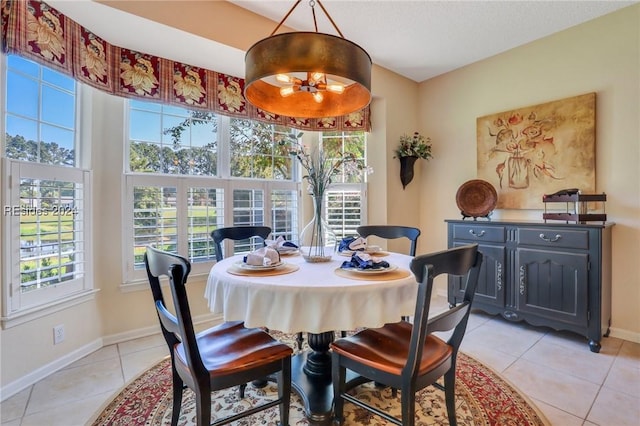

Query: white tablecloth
204 252 418 334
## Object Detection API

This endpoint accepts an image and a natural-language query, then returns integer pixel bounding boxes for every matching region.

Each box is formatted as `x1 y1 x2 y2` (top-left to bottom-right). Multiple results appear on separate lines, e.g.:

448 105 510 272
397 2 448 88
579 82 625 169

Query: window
5 56 76 166
327 190 364 239
129 101 218 175
2 54 92 322
124 103 299 282
229 119 294 179
271 187 299 242
320 131 368 239
126 176 223 275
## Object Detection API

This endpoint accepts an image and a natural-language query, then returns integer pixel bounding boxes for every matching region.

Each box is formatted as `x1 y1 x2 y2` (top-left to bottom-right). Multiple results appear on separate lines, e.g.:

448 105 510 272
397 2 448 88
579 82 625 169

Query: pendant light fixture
244 0 372 118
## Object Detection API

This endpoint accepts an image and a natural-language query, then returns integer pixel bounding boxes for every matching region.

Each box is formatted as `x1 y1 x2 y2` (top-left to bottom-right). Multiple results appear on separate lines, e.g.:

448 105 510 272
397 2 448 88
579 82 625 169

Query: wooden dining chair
144 246 292 426
211 225 272 261
356 225 421 322
356 225 421 256
330 243 483 426
210 226 307 351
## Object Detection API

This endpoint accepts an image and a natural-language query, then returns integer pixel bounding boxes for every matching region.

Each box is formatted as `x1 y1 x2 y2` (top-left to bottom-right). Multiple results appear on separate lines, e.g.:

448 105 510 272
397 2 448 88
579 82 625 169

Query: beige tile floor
1 295 639 426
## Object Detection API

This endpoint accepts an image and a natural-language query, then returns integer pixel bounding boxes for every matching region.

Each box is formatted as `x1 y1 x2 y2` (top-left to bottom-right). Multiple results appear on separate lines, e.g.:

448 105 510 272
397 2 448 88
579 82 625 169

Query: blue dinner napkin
338 236 367 252
340 252 390 270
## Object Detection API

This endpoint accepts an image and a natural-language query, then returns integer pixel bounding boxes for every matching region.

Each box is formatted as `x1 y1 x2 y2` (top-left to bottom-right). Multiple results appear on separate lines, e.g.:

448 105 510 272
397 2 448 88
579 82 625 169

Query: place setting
335 250 411 281
226 246 299 276
337 236 390 257
265 235 301 257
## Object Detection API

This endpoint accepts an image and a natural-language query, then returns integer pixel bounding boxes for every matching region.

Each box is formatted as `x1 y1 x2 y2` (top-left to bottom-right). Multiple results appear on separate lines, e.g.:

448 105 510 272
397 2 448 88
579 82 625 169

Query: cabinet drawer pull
519 265 526 295
469 229 485 238
539 233 562 242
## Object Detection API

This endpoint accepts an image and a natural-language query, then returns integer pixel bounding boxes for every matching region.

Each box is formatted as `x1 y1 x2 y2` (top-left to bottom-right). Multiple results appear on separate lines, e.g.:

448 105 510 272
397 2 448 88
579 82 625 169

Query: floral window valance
1 0 371 132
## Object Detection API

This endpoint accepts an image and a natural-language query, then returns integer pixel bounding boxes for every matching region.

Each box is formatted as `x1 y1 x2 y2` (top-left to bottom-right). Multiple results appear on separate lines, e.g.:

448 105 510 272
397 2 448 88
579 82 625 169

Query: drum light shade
244 2 372 118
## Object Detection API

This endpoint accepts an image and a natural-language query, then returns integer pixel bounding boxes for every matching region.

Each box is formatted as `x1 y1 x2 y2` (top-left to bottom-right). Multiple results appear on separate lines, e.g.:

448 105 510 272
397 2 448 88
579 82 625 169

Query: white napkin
265 236 298 252
354 252 376 262
265 236 286 248
348 237 367 251
244 247 281 266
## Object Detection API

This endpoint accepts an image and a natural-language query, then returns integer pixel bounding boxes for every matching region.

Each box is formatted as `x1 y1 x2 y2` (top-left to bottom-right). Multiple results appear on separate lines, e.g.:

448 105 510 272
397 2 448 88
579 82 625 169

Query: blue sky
6 55 75 150
5 54 218 152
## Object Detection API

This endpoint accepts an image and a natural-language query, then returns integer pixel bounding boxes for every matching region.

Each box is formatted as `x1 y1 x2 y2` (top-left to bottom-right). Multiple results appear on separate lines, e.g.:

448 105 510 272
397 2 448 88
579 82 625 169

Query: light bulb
312 92 324 103
280 86 296 97
309 72 324 84
326 83 345 94
276 74 292 83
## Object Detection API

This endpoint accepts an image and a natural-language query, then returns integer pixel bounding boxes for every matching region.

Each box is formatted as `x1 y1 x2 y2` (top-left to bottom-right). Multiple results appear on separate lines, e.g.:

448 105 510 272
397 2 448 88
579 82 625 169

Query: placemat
227 263 300 277
334 267 412 281
278 251 300 257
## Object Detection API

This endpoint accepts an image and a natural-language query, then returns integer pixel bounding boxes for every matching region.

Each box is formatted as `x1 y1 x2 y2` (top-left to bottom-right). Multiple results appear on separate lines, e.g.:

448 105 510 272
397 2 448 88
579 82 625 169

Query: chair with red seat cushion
144 246 292 426
330 243 483 426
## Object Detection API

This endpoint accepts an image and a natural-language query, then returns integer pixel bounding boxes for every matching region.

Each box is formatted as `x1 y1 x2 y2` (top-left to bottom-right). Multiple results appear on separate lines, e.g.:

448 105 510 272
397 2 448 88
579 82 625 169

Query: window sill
1 289 100 329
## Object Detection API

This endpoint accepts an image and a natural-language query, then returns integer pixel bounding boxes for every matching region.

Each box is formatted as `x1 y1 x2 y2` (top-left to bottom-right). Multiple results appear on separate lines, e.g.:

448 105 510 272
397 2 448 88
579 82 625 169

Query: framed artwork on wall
476 92 596 209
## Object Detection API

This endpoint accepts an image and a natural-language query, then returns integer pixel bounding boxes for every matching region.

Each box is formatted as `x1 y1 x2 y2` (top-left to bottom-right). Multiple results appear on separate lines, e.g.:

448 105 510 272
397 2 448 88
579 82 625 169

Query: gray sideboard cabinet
446 219 613 352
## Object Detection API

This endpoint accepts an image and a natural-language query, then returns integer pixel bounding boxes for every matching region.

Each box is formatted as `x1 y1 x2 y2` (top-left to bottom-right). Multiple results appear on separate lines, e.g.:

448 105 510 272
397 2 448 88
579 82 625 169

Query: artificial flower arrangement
394 131 433 189
282 131 372 262
394 131 433 160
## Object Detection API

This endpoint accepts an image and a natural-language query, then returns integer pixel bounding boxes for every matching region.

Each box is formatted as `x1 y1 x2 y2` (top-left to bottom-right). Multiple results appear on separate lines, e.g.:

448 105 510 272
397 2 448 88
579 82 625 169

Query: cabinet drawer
518 228 589 249
452 224 505 243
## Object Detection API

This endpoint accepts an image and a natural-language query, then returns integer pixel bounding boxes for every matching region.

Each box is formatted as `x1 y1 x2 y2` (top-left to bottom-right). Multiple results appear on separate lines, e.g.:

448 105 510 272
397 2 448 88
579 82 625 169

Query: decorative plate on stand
456 179 498 220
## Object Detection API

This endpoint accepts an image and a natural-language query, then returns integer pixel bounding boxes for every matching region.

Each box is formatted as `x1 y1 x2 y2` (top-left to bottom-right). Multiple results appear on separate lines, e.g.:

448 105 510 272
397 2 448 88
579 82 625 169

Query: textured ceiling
49 0 636 83
230 0 637 82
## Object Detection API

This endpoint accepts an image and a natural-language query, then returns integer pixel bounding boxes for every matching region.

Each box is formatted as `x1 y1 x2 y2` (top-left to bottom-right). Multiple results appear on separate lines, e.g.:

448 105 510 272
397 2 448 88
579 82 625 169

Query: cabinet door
450 243 505 309
516 248 588 326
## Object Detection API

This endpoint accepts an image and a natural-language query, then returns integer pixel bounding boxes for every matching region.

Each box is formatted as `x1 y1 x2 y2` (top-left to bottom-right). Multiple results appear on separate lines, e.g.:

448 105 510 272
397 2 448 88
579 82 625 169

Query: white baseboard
1 338 103 402
608 327 640 344
102 312 222 345
1 313 223 402
101 323 162 346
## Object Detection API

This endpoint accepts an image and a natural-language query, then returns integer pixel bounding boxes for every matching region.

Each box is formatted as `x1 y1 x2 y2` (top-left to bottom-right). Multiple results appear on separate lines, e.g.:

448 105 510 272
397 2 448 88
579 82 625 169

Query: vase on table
399 155 418 189
299 195 337 262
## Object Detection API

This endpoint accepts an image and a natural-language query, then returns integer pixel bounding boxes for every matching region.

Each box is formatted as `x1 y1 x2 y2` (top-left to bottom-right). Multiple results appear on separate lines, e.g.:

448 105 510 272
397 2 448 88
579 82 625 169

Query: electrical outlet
53 324 65 345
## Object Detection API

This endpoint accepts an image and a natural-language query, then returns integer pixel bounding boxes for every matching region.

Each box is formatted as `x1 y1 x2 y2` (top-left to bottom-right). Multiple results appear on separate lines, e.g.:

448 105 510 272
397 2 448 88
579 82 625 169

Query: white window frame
2 159 94 326
122 100 302 284
317 131 369 238
123 173 300 284
1 53 95 327
122 101 368 285
326 182 368 238
123 173 227 282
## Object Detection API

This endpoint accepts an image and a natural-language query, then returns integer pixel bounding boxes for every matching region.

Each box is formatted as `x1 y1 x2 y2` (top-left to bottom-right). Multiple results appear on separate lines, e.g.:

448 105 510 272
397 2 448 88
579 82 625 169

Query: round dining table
204 250 418 422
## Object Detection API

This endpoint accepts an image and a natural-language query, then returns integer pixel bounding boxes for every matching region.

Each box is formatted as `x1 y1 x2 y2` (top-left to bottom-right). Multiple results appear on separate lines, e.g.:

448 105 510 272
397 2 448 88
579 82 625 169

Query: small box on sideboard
542 192 607 223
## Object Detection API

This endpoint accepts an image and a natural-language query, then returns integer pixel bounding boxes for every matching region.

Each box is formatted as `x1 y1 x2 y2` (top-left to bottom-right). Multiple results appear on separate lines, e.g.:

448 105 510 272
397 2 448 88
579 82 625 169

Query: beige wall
370 66 422 253
2 1 638 398
417 4 640 339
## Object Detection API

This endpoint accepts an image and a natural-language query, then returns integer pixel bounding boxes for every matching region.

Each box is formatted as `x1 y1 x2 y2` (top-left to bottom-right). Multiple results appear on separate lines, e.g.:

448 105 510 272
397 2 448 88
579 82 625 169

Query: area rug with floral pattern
91 332 549 425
